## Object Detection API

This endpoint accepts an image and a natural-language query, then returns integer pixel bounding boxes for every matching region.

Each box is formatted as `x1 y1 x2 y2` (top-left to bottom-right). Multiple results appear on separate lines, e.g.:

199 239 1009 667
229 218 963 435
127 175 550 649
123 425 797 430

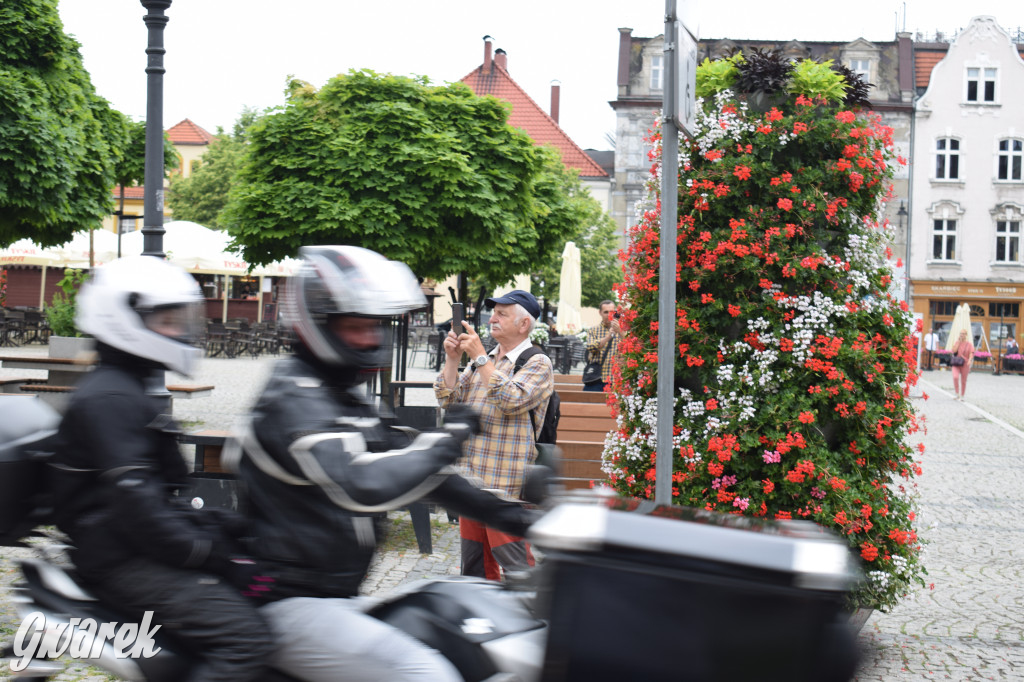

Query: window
995 220 1021 262
849 59 870 81
936 138 960 180
931 300 959 316
998 139 1023 181
650 55 663 91
989 302 1019 317
966 67 997 102
933 219 957 260
118 215 138 235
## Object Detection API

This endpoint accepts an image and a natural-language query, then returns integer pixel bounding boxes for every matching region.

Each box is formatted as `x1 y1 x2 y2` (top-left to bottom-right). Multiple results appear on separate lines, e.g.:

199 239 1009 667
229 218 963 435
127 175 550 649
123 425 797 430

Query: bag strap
513 347 547 438
590 330 614 367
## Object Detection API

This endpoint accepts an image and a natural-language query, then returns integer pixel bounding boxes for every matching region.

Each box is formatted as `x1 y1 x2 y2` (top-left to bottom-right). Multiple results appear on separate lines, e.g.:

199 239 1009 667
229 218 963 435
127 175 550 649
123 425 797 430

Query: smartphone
451 303 464 333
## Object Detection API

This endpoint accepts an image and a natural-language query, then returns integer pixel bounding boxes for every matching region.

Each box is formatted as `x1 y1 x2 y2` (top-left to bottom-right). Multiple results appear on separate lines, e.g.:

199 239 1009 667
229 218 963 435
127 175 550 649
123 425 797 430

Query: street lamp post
141 0 171 259
140 1 172 407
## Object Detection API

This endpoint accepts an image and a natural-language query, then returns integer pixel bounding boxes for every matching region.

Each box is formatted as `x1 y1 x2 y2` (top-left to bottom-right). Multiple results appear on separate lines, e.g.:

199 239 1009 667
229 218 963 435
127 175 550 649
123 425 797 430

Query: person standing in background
951 329 974 401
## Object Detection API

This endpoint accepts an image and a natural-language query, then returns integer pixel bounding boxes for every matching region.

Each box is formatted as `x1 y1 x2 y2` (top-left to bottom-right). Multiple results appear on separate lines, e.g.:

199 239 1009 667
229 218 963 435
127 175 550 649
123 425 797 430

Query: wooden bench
20 383 75 393
0 377 33 393
167 384 215 399
175 429 437 553
179 429 233 473
556 389 608 404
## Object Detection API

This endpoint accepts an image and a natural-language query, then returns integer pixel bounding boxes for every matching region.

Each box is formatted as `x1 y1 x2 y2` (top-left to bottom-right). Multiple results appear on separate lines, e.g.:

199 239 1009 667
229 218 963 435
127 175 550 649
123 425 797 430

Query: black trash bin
529 498 861 682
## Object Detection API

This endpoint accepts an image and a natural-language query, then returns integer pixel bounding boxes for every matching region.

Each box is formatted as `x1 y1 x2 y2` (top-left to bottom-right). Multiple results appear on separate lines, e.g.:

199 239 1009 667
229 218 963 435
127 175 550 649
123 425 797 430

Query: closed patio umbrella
557 241 583 335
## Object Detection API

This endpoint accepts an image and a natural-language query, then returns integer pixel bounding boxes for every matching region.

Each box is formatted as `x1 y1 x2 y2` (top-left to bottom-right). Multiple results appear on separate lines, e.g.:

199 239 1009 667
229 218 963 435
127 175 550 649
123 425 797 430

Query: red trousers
459 516 534 581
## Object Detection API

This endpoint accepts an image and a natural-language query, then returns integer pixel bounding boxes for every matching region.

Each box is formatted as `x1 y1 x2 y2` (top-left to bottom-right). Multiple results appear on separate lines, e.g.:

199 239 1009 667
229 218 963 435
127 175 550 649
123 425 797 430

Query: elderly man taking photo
434 290 553 580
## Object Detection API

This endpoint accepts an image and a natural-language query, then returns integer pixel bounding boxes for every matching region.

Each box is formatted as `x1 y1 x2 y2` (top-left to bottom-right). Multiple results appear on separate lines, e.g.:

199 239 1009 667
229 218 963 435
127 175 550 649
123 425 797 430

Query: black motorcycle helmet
284 246 426 384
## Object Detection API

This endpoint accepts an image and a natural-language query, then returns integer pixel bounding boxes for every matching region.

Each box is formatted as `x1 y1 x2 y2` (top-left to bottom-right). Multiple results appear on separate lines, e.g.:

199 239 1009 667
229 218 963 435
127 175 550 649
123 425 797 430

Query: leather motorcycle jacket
52 343 237 581
232 353 535 599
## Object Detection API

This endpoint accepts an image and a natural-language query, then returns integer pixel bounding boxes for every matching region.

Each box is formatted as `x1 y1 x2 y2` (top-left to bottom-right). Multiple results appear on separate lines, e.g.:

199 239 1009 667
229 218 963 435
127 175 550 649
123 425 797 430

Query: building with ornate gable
908 16 1024 352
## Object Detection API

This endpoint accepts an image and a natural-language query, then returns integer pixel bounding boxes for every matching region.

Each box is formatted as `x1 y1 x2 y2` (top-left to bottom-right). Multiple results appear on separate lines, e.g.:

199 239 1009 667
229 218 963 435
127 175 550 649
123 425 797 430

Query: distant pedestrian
923 328 940 371
1006 336 1019 355
583 300 624 392
951 329 974 401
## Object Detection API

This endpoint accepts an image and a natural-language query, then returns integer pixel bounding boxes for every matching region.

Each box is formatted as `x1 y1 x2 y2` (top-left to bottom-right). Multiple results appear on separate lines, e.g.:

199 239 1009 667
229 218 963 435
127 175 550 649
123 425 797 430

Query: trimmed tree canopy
0 0 130 246
222 70 595 284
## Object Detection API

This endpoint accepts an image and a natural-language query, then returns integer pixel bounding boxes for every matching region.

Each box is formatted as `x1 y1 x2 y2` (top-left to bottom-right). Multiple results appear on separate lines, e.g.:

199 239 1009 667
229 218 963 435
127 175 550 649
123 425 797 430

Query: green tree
166 108 257 229
531 201 621 309
221 71 592 289
0 0 131 246
112 121 179 230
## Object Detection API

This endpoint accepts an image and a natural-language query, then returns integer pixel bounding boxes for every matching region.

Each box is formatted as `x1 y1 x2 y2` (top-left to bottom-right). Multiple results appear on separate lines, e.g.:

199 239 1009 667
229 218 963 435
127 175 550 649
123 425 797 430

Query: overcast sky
57 1 1022 152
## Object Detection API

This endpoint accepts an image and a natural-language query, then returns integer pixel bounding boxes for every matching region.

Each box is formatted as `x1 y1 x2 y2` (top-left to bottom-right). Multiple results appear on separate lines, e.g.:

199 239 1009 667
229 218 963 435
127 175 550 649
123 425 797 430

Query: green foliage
695 55 742 99
45 268 88 338
221 70 593 285
531 207 622 309
113 121 180 192
165 109 258 228
166 108 257 229
789 59 848 103
608 65 923 612
697 50 859 111
0 0 131 246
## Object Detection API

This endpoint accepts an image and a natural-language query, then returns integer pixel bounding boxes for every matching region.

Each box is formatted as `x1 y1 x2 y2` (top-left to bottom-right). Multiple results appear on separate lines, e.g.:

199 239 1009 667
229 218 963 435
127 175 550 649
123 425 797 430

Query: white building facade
909 16 1024 352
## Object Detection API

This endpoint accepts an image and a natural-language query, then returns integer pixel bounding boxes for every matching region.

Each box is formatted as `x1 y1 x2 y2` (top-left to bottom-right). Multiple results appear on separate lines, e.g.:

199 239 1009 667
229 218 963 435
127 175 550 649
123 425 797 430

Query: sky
57 1 1022 152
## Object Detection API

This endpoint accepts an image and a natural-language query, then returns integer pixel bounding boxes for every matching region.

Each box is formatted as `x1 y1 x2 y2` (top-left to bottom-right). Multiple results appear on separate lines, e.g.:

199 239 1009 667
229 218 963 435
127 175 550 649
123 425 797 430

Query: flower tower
603 54 925 611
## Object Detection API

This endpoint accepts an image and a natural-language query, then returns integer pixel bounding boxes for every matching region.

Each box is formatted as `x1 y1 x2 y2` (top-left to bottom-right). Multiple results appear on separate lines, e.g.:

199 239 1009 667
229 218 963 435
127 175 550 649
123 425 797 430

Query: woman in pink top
952 329 975 401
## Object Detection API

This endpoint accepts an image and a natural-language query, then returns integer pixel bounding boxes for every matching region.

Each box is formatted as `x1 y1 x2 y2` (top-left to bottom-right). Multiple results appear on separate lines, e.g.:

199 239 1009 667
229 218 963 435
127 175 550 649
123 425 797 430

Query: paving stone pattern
3 347 1024 679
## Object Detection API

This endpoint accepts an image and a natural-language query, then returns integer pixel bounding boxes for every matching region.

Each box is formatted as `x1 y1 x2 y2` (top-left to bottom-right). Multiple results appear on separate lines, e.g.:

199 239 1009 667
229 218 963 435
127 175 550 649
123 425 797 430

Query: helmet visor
140 301 205 346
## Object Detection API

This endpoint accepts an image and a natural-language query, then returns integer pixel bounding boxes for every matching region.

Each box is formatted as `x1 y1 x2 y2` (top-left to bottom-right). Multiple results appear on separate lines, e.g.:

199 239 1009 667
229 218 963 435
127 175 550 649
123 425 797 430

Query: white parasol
0 238 65 268
119 221 300 276
56 229 119 268
556 241 583 335
945 303 973 352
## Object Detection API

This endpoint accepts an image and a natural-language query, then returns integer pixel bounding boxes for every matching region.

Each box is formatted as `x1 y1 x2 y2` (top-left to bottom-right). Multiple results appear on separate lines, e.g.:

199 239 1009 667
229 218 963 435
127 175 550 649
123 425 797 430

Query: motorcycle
2 396 863 682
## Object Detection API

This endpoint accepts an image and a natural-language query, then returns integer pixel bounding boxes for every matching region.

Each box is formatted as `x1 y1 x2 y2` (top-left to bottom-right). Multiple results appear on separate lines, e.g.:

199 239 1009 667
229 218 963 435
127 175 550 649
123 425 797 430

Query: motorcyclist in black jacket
227 246 537 682
52 256 272 682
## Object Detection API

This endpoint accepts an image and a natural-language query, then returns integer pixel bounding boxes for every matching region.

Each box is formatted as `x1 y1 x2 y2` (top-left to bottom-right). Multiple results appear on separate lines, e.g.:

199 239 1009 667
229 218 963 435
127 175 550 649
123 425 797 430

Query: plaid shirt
585 324 620 382
434 338 553 498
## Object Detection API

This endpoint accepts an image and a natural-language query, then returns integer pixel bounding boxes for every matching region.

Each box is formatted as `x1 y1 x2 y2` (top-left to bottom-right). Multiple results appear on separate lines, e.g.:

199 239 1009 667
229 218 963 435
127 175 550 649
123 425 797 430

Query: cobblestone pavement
3 345 1024 679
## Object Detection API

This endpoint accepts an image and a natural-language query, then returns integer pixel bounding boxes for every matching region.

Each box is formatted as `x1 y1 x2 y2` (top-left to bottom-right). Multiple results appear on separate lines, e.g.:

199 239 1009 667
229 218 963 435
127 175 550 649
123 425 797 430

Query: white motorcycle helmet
284 246 426 380
76 256 204 377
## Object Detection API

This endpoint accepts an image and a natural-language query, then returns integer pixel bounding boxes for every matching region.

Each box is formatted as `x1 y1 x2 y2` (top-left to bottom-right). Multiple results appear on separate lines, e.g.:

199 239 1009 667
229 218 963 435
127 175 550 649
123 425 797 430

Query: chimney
617 27 633 94
483 35 493 71
550 80 561 123
494 48 507 70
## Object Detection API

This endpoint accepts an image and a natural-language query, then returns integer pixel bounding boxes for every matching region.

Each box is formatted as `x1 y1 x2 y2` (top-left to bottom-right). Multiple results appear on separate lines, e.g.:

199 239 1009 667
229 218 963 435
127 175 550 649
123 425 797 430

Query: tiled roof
111 185 145 200
915 49 947 90
167 119 213 145
461 64 608 178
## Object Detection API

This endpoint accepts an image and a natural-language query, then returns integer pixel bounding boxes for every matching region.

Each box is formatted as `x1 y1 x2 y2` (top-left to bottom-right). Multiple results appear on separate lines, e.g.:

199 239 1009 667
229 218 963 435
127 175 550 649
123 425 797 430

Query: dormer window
651 55 663 91
850 58 870 82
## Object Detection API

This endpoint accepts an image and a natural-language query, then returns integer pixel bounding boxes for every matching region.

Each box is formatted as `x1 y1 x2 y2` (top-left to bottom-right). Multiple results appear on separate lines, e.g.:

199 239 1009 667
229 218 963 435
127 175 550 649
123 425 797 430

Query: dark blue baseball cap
484 289 540 320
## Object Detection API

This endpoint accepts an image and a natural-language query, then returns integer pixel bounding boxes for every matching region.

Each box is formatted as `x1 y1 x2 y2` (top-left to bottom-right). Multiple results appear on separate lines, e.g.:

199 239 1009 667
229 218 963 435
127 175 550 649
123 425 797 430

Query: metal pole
655 0 679 506
141 1 171 258
995 309 1004 375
